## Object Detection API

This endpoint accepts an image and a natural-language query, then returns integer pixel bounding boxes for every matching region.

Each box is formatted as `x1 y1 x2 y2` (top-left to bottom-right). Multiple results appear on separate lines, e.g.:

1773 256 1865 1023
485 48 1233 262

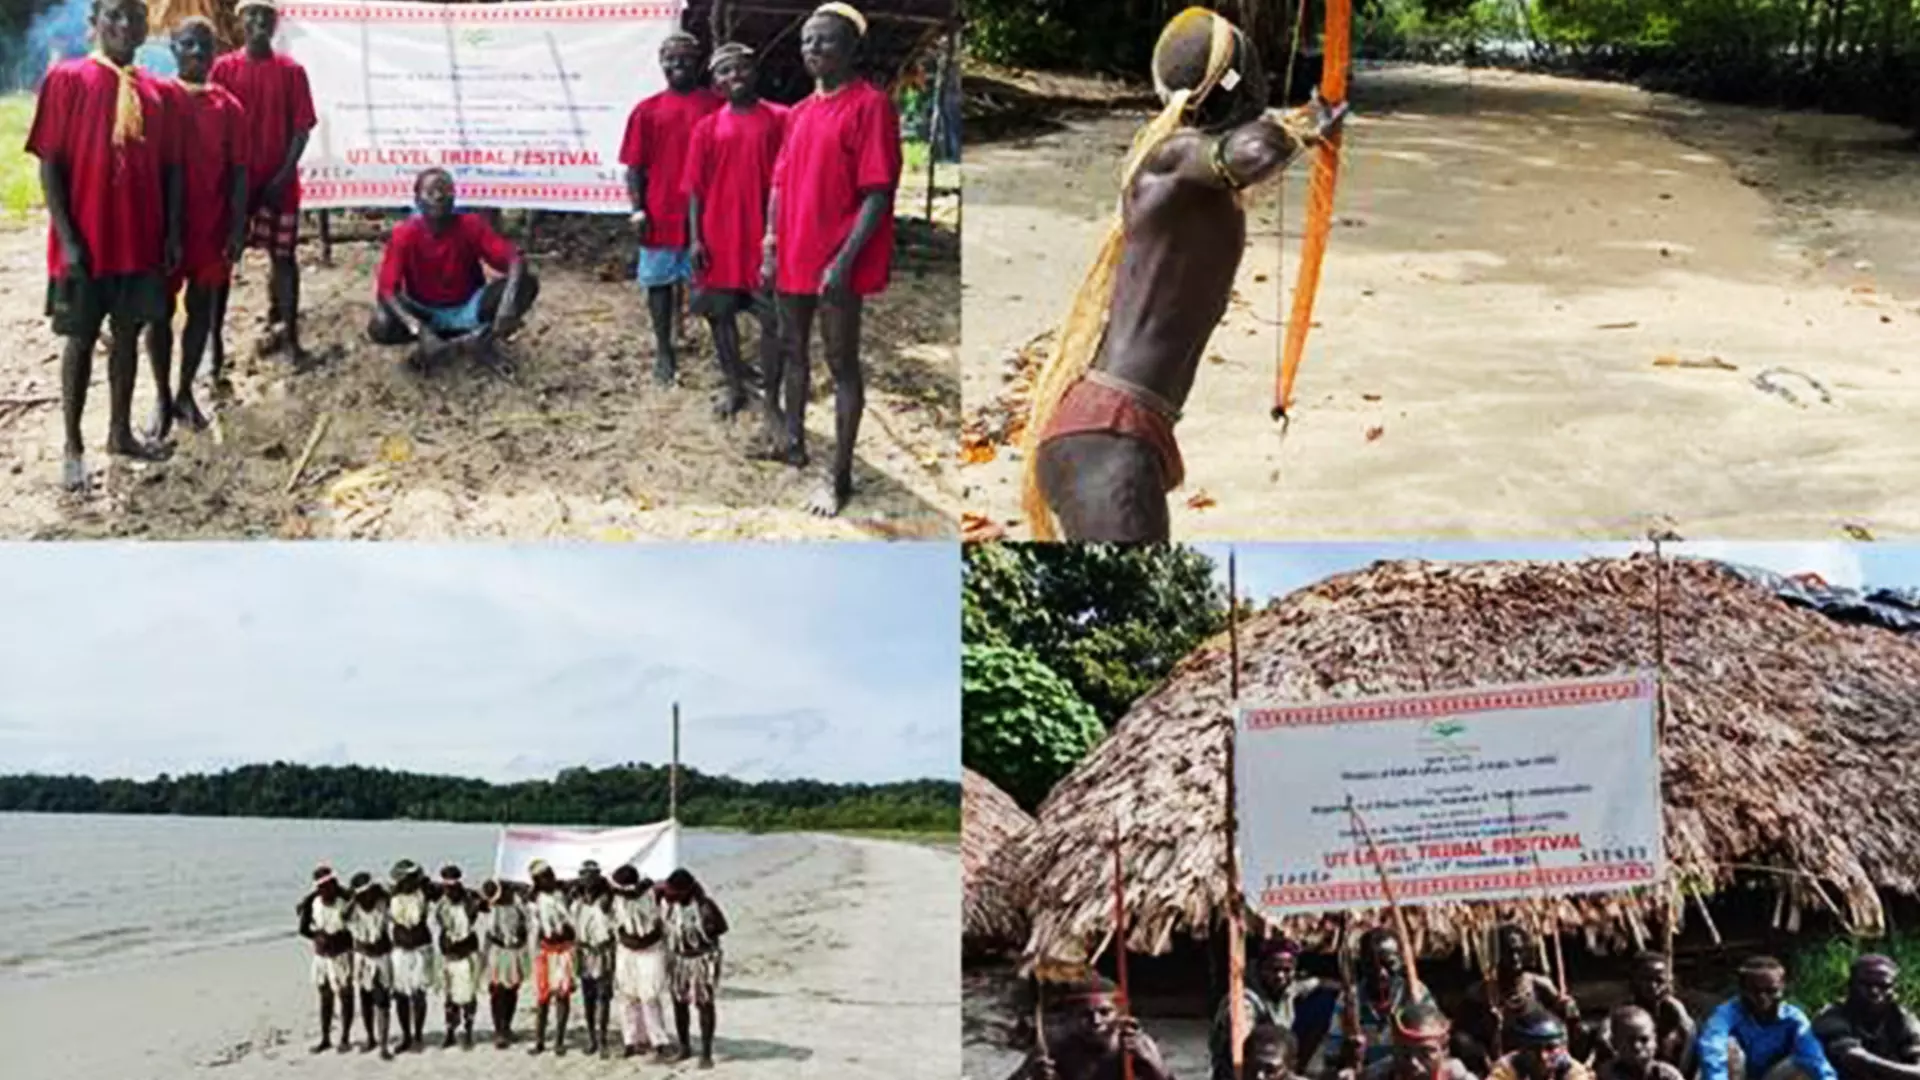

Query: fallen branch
285 412 333 494
0 394 59 408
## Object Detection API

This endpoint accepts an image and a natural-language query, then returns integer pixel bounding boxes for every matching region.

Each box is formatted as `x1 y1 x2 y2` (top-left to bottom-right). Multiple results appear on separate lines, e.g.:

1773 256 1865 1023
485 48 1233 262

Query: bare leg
336 989 354 1053
142 306 175 443
708 310 747 418
174 285 214 430
806 296 864 517
105 315 167 462
554 994 570 1056
647 284 677 384
1034 433 1172 542
444 1001 459 1048
673 1000 693 1060
313 988 334 1052
395 994 413 1052
698 1001 716 1068
270 254 305 362
531 1001 548 1054
377 994 391 1059
209 284 231 391
59 315 103 491
410 991 427 1048
461 1003 476 1048
757 293 814 467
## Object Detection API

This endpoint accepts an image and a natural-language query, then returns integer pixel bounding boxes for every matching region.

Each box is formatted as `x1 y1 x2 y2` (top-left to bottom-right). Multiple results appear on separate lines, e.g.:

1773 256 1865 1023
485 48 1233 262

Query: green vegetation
962 543 1228 809
967 0 1920 132
0 762 958 832
1 94 40 218
1789 932 1920 1013
963 642 1106 810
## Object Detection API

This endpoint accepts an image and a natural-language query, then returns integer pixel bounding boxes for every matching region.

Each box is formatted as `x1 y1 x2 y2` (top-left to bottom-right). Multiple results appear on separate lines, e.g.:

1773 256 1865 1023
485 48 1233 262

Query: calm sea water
0 812 752 981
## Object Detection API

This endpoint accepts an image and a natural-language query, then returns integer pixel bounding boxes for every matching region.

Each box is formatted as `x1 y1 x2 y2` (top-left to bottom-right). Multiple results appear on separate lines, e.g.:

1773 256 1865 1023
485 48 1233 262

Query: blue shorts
403 289 486 335
636 246 691 288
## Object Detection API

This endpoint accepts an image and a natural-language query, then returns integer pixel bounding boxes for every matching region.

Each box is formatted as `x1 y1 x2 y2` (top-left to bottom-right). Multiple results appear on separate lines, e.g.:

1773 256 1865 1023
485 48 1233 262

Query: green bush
1788 933 1920 1014
962 642 1105 810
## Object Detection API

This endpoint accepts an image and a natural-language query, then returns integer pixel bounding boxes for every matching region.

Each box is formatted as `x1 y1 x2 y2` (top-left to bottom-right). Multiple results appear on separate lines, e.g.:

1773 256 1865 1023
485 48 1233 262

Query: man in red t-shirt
210 0 317 364
27 0 183 491
618 32 721 386
684 42 787 422
763 2 901 517
145 16 248 442
368 168 539 370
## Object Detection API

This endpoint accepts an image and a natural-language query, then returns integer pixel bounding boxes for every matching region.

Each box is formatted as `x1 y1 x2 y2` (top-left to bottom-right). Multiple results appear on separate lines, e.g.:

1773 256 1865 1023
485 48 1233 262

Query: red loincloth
1039 374 1185 491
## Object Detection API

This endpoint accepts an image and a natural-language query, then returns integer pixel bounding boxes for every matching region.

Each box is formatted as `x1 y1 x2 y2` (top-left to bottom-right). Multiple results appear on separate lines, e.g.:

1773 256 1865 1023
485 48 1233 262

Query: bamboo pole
1652 534 1677 970
1113 818 1135 1080
1226 549 1247 1075
1346 796 1422 995
671 701 681 822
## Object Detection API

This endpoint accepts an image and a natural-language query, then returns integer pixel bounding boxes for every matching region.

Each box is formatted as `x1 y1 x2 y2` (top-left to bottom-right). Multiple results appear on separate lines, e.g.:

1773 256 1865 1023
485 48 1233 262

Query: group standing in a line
299 859 729 1064
29 0 902 518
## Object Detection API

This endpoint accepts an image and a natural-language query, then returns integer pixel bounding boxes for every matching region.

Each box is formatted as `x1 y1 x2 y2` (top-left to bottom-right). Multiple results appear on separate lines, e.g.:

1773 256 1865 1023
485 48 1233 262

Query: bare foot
143 400 174 444
255 323 289 358
310 1039 330 1055
336 1039 351 1054
805 476 850 517
700 1054 715 1069
106 433 171 462
713 389 747 420
653 357 677 386
61 454 86 493
174 392 211 432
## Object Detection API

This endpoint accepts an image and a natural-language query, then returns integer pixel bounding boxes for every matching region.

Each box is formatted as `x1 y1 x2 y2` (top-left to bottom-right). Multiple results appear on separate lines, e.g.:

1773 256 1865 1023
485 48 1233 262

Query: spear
1113 817 1135 1080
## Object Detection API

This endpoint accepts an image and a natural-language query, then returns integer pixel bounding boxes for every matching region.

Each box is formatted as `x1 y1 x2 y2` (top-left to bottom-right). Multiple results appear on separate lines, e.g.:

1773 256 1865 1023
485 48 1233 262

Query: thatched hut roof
1019 555 1920 969
966 767 1037 951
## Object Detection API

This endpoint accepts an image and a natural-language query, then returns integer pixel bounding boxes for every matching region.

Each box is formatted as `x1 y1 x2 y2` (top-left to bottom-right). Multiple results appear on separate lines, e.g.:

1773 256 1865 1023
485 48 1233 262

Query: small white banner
493 820 680 884
278 0 685 211
1236 673 1665 916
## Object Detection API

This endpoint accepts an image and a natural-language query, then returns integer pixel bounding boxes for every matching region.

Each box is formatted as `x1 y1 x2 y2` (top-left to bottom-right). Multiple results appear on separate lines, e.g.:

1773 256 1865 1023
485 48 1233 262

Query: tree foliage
963 542 1228 727
0 763 959 833
967 0 1920 130
961 642 1104 811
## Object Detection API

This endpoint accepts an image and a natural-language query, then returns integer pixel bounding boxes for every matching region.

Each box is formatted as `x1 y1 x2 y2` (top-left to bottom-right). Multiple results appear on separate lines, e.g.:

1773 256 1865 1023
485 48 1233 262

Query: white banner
493 820 680 884
278 0 684 212
1236 673 1665 916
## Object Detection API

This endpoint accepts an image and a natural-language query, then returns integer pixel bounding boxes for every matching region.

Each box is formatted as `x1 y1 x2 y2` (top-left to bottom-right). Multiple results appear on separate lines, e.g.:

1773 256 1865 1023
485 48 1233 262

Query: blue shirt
1697 999 1837 1080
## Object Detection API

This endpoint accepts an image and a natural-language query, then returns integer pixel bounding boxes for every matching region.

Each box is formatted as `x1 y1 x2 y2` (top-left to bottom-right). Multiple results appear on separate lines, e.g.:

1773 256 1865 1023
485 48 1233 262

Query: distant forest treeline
0 762 960 832
969 0 1920 133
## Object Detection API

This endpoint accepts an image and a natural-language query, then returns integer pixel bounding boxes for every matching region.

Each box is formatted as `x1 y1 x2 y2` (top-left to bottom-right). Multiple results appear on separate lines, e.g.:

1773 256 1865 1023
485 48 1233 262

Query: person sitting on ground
1459 925 1582 1074
1354 1003 1477 1080
1812 955 1920 1080
1697 957 1836 1080
1316 928 1437 1075
1245 1022 1305 1080
1213 937 1324 1080
1594 954 1696 1076
1603 1006 1687 1080
367 167 538 368
1007 972 1173 1080
1489 1009 1594 1080
1018 4 1346 542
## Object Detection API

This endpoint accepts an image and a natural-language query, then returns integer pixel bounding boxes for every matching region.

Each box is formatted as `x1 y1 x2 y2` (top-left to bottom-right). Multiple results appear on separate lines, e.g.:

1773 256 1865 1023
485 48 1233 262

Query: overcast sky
1192 541 1918 605
0 543 959 785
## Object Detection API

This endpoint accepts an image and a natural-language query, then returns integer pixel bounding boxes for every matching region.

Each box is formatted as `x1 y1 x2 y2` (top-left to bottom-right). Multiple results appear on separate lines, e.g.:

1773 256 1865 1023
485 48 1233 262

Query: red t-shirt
375 213 519 306
683 101 788 293
164 81 248 276
618 87 722 250
208 50 316 209
25 57 180 279
771 78 900 297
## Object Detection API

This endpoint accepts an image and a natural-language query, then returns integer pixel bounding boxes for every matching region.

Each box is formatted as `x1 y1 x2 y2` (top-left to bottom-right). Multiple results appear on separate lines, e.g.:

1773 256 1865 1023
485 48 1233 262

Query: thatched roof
966 767 1037 951
1019 555 1920 969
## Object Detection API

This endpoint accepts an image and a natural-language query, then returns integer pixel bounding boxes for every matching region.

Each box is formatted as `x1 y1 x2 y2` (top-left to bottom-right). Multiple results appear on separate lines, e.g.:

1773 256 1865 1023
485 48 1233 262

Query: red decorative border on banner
303 180 626 203
1242 676 1654 731
279 1 680 23
1259 861 1656 907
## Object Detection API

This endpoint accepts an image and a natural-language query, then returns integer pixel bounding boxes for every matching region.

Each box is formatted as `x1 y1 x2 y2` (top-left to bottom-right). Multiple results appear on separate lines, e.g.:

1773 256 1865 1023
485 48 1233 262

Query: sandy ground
960 63 1920 540
0 183 959 539
0 833 958 1080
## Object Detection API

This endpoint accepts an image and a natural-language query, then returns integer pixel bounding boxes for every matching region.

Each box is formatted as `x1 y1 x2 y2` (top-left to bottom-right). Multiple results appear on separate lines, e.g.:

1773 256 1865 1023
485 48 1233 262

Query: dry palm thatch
151 0 244 51
1019 554 1920 969
966 767 1037 950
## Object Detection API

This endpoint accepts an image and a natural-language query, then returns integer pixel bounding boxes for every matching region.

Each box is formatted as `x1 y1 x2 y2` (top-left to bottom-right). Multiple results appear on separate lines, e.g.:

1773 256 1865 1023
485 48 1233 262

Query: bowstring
1258 0 1314 335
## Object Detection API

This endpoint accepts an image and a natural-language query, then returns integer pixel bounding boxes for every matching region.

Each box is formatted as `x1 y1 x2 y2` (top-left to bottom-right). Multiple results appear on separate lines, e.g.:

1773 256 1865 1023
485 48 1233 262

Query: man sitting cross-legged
367 168 538 369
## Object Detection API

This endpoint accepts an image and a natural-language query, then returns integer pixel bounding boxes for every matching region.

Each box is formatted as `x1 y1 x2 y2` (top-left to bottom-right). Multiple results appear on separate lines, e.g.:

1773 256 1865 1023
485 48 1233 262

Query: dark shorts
45 273 169 337
691 287 775 320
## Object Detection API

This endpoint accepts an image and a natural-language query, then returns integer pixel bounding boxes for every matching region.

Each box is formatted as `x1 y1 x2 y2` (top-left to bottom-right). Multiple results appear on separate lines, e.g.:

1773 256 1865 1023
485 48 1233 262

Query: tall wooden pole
1652 536 1676 968
671 701 681 822
1113 819 1135 1080
1226 549 1248 1074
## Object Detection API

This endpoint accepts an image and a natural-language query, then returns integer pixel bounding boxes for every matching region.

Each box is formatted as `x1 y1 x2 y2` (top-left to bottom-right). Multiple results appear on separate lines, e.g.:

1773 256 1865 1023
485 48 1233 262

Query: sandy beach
960 63 1920 539
0 832 958 1080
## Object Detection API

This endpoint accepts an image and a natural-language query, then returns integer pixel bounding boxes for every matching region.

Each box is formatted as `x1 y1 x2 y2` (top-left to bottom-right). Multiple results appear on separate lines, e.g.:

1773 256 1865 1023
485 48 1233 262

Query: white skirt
615 945 667 1001
442 955 479 1005
392 946 432 995
352 952 392 992
311 952 352 992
